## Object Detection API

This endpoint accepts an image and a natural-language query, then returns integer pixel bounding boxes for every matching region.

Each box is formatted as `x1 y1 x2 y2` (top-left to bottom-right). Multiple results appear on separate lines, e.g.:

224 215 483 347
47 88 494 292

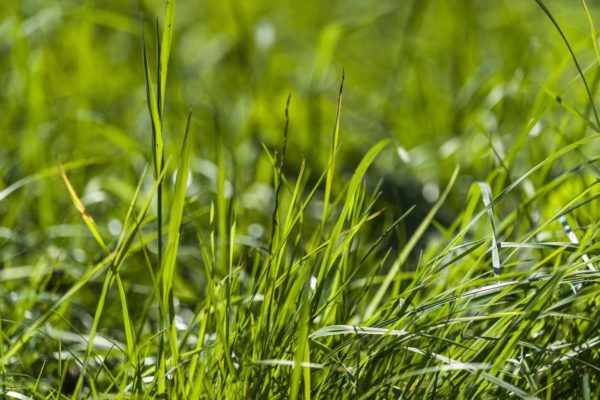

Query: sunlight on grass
0 0 599 398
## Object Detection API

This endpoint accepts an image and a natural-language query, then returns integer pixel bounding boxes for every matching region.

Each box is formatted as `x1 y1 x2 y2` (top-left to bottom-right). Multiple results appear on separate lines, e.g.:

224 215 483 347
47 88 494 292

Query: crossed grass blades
0 0 599 399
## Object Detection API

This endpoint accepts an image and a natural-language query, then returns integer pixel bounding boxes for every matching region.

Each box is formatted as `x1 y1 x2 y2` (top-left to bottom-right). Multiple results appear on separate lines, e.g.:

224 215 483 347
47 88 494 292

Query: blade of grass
322 69 344 227
161 111 192 392
312 139 392 315
58 161 109 254
70 165 168 398
365 166 459 319
159 0 176 114
477 182 501 275
141 18 164 181
0 158 104 203
535 0 600 129
581 0 600 67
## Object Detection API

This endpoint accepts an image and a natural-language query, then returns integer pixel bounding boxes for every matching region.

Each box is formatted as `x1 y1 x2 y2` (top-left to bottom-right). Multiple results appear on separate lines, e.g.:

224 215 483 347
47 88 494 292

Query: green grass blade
535 0 600 129
365 166 459 319
322 69 344 227
477 182 501 275
161 111 192 391
141 19 164 179
581 0 600 67
312 138 391 313
58 162 109 254
160 0 176 114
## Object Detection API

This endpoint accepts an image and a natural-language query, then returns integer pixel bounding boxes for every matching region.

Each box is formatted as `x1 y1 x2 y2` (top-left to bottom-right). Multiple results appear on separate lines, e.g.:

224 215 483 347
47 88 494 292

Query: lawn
0 0 599 398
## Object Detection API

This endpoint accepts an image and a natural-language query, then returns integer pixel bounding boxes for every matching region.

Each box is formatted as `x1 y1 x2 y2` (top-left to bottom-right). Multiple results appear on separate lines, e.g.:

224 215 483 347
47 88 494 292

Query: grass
1 0 600 398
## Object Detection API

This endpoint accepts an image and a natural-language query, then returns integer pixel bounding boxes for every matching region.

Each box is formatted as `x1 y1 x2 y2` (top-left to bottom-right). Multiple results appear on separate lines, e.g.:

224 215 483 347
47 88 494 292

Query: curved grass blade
581 0 600 67
310 324 411 340
559 215 596 271
70 165 168 398
0 158 104 203
312 138 391 313
365 166 459 318
58 161 109 254
535 0 600 129
0 254 113 367
477 182 501 275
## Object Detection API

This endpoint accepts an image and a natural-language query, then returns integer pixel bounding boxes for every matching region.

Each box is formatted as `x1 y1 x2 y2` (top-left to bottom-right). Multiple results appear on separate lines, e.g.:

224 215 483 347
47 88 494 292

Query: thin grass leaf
581 0 600 67
559 215 596 271
161 111 192 392
0 254 113 366
159 0 176 114
310 324 411 340
477 182 501 275
535 0 600 129
114 273 136 363
141 19 164 179
58 162 109 254
268 94 291 257
312 138 391 314
0 158 104 203
322 68 344 226
365 166 459 318
69 165 168 397
478 371 539 400
542 86 600 132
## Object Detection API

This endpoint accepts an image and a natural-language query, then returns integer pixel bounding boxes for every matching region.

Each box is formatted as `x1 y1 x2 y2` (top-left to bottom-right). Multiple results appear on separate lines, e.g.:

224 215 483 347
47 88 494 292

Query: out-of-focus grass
1 1 596 200
0 0 599 398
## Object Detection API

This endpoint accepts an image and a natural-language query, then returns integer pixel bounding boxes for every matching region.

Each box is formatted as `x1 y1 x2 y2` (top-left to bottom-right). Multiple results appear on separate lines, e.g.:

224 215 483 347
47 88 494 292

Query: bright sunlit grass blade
477 182 501 275
58 161 109 254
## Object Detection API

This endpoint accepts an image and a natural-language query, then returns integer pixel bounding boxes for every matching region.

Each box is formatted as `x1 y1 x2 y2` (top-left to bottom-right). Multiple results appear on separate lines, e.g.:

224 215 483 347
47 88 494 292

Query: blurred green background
1 0 599 276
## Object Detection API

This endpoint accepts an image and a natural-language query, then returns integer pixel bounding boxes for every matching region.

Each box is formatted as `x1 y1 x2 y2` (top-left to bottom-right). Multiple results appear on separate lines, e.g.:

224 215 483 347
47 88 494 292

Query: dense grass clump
1 0 599 398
